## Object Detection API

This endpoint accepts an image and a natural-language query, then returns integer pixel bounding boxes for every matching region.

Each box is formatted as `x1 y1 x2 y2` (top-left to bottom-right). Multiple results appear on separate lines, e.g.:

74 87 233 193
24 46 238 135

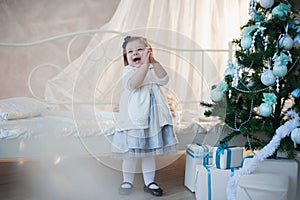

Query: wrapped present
213 144 243 169
184 144 213 192
242 157 298 200
237 173 289 200
195 165 239 200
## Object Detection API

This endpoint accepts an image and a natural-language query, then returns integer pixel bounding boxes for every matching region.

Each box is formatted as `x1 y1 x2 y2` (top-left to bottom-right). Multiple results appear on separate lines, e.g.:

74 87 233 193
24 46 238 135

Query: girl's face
125 39 149 67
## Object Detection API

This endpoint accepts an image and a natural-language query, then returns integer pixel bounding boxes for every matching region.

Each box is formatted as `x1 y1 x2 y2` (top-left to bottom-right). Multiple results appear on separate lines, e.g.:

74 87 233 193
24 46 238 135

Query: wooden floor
0 151 195 200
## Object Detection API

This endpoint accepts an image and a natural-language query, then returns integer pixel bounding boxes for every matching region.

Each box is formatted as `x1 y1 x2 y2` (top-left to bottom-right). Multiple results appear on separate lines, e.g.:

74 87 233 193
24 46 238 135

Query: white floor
0 151 195 200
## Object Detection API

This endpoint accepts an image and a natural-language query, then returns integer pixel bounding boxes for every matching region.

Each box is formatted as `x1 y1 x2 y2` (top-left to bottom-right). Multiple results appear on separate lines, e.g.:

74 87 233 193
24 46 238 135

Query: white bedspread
0 109 225 158
0 110 116 139
0 109 218 154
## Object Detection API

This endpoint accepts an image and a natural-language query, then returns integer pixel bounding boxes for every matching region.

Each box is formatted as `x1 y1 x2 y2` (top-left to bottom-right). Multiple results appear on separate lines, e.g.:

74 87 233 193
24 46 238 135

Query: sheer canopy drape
44 0 248 113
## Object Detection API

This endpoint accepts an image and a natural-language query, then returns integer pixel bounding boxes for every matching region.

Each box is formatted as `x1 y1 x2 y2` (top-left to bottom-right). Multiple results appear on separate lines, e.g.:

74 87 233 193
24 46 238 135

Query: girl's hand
141 47 151 67
148 48 159 64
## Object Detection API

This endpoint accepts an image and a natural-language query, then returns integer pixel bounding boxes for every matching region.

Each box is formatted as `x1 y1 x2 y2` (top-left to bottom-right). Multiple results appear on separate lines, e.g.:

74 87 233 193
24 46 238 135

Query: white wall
0 0 120 99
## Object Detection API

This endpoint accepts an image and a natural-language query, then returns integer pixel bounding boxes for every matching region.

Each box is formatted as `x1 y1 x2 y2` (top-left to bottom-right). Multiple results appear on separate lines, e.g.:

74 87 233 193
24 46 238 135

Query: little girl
111 36 178 196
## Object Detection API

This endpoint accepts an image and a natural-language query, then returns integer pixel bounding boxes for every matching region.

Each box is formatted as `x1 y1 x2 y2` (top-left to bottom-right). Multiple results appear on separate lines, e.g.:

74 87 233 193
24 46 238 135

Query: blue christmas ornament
294 29 300 46
272 3 291 18
291 88 300 98
258 93 277 117
289 20 300 46
289 20 299 30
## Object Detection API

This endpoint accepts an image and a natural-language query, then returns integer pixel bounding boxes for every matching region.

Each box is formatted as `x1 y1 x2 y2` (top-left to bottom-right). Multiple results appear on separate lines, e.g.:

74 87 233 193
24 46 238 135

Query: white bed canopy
42 0 249 113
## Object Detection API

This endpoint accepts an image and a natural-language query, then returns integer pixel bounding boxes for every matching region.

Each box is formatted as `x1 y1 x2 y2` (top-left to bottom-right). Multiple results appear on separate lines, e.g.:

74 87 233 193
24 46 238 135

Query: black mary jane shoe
119 182 133 195
144 182 163 196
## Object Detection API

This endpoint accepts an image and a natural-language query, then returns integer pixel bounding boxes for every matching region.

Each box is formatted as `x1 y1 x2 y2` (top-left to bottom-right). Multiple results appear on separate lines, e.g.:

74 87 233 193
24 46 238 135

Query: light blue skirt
111 90 178 158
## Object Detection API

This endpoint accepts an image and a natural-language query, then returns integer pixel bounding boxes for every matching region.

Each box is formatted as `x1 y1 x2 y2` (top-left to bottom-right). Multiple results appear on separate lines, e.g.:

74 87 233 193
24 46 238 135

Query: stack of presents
184 143 299 200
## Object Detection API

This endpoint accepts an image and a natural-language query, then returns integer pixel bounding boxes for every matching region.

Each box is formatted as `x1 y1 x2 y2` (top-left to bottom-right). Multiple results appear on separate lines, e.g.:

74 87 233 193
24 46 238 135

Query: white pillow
0 97 49 120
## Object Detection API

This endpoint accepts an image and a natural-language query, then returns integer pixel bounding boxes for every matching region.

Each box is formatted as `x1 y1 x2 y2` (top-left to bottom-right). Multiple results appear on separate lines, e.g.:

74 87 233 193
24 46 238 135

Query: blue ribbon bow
216 143 228 155
216 143 236 169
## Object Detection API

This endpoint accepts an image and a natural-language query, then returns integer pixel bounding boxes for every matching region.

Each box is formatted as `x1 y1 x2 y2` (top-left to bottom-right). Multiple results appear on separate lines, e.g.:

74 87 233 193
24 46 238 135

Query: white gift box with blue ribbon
237 173 289 200
241 156 298 200
184 144 213 192
195 165 239 200
213 145 243 169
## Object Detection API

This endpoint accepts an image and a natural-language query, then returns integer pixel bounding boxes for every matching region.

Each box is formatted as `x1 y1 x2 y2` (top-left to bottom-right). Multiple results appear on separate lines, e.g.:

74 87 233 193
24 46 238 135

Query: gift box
195 165 239 200
184 144 213 192
237 173 289 200
213 145 243 169
242 157 298 200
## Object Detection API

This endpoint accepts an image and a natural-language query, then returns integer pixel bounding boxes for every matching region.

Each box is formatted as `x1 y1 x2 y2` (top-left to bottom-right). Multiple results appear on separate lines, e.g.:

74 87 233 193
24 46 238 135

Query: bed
0 95 223 159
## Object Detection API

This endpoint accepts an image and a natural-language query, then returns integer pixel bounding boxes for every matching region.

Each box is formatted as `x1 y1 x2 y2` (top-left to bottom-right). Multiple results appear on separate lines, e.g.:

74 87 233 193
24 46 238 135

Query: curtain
0 0 249 113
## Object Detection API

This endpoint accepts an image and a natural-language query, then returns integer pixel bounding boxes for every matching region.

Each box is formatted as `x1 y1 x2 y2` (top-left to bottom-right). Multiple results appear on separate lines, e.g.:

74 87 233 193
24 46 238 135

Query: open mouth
133 57 141 62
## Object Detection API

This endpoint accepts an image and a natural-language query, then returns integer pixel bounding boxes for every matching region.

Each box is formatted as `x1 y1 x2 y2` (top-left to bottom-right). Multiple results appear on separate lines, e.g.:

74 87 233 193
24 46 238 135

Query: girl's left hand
141 47 151 66
148 48 158 64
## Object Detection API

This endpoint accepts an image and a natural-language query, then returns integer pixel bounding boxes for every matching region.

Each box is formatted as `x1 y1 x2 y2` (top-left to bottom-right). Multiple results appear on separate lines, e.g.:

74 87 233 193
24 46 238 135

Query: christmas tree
201 0 300 157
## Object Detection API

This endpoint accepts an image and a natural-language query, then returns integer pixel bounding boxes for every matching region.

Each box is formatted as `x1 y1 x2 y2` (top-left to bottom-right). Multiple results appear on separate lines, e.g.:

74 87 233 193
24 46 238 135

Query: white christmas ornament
241 35 252 49
279 35 294 50
211 89 224 102
261 69 276 86
259 103 273 117
272 65 288 77
260 0 274 9
247 79 255 88
291 128 300 148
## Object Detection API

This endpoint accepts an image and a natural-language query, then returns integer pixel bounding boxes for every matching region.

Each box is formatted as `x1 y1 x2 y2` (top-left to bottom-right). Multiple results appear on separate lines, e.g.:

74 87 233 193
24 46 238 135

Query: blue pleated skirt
111 90 178 158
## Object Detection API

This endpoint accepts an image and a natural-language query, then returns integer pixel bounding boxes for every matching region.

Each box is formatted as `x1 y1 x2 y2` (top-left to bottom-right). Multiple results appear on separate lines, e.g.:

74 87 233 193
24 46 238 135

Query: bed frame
0 30 233 161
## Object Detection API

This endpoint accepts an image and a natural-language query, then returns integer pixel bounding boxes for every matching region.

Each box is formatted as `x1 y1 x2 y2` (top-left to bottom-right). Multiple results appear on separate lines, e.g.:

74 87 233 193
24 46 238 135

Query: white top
115 65 173 131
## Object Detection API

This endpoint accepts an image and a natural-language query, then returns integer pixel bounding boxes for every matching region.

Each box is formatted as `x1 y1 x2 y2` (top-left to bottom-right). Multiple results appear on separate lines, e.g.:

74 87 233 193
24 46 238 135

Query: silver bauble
261 69 276 86
273 65 288 77
279 35 294 50
259 103 273 117
241 35 252 49
260 0 274 9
